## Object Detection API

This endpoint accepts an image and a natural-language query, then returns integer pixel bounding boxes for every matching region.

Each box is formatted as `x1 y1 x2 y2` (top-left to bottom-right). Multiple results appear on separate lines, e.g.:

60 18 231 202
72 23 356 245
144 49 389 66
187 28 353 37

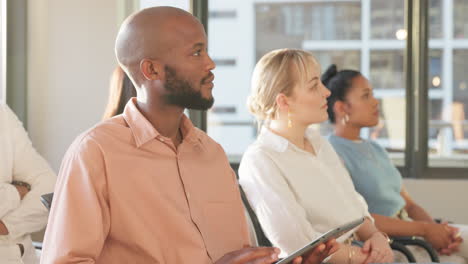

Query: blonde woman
239 49 394 264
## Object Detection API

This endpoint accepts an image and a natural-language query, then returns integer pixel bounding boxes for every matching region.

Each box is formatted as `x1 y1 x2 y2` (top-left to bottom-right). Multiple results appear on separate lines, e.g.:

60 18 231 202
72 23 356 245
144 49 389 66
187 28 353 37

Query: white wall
27 0 121 171
403 179 468 224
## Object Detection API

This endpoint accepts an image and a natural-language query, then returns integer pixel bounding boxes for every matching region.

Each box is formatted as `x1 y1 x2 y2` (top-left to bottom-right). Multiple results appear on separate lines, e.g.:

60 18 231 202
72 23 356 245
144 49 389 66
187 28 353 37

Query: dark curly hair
321 64 362 123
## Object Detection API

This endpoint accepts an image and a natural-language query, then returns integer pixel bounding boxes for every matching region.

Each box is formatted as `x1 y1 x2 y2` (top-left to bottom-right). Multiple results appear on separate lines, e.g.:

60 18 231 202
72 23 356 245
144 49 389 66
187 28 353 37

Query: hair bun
321 64 338 86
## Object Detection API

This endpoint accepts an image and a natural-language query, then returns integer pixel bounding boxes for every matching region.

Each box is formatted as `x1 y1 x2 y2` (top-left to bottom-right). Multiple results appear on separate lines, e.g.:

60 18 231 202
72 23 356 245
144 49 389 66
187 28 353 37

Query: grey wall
27 0 121 171
404 179 468 224
6 0 27 121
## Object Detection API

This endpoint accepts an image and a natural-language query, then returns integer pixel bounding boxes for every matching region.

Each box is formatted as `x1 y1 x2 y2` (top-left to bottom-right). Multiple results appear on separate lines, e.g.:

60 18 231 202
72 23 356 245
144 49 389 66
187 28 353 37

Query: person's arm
0 105 56 239
401 187 434 223
402 187 459 252
41 136 110 263
371 213 427 237
0 184 29 235
354 217 394 264
0 185 28 235
239 150 345 263
0 106 29 219
371 212 453 252
0 183 22 219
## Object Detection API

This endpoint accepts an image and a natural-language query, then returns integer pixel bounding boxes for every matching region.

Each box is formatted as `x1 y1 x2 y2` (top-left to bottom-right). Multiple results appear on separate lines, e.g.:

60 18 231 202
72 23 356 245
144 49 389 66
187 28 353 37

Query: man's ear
140 59 163 81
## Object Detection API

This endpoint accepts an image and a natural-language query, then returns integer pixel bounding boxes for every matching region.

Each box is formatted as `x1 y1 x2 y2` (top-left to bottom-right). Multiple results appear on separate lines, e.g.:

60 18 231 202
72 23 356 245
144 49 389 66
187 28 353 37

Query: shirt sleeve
1 105 56 238
40 136 110 264
0 183 21 218
238 148 322 255
353 190 373 222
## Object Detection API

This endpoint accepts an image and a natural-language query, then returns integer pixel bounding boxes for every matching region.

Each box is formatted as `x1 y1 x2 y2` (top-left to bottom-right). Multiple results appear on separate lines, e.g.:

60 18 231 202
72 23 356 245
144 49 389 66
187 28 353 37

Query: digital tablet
275 217 365 264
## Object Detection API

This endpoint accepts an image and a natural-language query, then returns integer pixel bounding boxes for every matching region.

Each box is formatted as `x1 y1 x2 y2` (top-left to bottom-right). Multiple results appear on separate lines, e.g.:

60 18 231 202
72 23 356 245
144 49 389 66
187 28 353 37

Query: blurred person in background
0 103 56 264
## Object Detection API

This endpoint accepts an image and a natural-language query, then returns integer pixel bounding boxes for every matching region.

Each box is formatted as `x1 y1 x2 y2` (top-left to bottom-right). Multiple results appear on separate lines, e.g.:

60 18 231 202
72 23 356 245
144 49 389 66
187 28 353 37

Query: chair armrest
389 240 416 262
391 236 440 262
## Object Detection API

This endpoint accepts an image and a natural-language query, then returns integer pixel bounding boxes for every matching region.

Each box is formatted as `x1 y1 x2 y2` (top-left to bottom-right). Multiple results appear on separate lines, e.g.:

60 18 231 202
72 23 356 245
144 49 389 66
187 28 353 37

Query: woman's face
344 75 380 127
287 63 331 126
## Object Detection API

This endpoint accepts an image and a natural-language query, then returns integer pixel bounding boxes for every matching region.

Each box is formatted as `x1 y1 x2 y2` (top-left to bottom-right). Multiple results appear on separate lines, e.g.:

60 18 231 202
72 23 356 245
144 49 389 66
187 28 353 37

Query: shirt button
158 138 164 142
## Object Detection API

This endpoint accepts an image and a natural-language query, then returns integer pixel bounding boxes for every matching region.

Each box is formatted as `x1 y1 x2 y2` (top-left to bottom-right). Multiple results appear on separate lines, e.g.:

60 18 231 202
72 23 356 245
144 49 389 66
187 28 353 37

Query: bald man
41 7 337 264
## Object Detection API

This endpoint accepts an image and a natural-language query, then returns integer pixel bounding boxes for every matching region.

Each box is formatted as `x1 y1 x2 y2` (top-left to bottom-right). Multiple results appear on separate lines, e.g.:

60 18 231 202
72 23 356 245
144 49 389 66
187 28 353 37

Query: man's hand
361 232 394 264
423 222 453 251
215 247 281 264
215 240 340 264
298 239 340 264
0 220 9 235
12 183 29 200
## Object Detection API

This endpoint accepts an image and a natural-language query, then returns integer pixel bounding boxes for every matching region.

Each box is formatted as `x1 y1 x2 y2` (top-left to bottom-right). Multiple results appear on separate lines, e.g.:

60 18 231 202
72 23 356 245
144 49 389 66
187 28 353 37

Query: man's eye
193 50 202 56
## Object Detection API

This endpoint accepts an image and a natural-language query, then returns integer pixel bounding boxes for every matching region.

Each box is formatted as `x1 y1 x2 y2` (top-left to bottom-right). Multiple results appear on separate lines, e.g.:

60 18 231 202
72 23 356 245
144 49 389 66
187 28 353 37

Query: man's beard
163 66 214 110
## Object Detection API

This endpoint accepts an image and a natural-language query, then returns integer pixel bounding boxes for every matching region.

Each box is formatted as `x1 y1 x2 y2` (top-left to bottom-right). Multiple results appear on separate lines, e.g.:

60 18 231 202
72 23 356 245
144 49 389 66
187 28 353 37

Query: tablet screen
275 217 365 264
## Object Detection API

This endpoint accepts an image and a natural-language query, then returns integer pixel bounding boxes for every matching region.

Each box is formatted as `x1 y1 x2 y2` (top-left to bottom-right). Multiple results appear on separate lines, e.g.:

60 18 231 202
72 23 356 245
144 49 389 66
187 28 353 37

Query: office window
139 0 189 10
207 0 409 161
370 50 405 152
426 0 468 167
371 0 442 40
370 50 405 90
451 50 468 153
370 0 404 40
313 50 361 72
454 0 468 39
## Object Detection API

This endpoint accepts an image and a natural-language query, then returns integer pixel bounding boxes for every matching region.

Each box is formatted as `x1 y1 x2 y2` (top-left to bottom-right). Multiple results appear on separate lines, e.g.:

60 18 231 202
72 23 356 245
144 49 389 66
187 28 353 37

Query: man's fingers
326 240 340 255
361 240 371 253
292 256 302 264
316 244 326 253
363 248 379 264
231 247 280 263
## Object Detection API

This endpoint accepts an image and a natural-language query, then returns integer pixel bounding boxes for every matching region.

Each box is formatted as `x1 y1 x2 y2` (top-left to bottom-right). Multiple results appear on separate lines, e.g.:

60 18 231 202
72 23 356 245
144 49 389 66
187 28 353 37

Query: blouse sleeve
239 148 323 255
1 105 56 239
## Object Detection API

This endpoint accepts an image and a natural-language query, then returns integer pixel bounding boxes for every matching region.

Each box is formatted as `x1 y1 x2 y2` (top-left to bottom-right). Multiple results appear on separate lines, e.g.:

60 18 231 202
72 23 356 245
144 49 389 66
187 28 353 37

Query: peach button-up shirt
41 99 250 264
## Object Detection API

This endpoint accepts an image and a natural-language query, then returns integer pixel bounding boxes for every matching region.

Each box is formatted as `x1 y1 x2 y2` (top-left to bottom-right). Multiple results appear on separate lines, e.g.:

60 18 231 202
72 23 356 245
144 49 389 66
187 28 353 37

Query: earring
342 114 349 125
288 110 293 128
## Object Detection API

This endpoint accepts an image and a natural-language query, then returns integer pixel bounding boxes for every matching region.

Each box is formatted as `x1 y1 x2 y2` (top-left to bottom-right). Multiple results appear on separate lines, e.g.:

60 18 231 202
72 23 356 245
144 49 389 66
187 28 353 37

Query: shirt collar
123 98 201 148
257 125 323 153
257 127 289 153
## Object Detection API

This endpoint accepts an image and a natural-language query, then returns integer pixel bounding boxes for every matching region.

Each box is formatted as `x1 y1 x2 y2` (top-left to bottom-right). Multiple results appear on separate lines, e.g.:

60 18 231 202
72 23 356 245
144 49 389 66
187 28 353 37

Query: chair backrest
238 185 272 247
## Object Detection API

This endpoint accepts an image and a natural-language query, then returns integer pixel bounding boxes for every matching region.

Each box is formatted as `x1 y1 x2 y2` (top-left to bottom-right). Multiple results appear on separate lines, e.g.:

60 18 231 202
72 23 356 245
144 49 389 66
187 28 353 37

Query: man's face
163 65 214 110
161 18 216 110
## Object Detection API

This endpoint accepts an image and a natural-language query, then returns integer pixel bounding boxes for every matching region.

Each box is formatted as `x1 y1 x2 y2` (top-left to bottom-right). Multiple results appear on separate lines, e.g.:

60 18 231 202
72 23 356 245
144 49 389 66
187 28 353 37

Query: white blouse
0 104 56 264
238 127 371 255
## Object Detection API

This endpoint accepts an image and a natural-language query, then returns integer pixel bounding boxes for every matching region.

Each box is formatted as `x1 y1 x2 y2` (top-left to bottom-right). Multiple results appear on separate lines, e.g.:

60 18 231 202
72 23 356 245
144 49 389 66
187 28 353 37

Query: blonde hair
247 48 319 122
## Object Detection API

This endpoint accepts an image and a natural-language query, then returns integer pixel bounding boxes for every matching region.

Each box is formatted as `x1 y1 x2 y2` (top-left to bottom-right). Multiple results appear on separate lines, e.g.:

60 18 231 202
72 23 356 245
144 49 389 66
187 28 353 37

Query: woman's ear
333 100 347 118
140 59 163 81
275 93 290 112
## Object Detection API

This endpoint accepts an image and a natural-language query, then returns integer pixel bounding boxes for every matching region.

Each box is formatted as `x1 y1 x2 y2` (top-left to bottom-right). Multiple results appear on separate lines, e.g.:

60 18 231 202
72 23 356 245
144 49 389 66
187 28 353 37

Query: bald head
115 7 204 84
